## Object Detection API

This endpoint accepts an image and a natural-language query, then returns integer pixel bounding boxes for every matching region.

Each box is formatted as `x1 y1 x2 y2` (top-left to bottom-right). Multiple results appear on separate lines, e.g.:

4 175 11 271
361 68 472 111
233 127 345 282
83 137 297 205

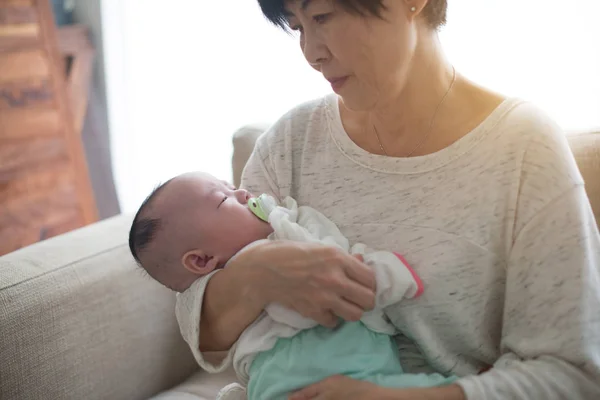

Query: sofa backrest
232 127 600 227
0 216 197 400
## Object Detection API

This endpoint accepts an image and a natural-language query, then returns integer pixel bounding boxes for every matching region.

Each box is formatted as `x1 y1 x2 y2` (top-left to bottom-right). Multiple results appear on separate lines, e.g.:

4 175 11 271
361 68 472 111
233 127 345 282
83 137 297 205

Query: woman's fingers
256 242 378 325
339 278 376 312
308 309 339 328
288 379 325 399
288 298 338 328
342 255 376 292
327 295 364 322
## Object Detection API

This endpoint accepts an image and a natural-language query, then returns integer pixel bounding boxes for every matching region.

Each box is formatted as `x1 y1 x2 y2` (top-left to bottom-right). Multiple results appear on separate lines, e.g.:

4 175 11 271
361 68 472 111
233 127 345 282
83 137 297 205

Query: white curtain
101 0 600 213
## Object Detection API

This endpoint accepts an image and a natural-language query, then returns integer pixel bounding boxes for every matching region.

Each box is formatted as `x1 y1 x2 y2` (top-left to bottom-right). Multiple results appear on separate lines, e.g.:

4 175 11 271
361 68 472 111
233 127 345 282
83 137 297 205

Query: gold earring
410 6 417 12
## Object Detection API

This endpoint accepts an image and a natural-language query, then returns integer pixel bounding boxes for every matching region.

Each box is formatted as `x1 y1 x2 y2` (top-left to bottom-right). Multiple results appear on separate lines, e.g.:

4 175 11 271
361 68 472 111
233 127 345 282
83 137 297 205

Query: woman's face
285 0 418 110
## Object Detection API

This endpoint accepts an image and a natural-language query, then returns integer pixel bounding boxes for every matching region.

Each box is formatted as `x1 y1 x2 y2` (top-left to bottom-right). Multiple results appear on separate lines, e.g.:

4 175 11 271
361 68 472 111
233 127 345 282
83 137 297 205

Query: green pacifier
248 194 269 222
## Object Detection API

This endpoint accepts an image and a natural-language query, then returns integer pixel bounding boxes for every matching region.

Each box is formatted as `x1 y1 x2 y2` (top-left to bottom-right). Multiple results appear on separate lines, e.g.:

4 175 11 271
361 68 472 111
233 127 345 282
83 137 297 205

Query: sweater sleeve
457 184 600 399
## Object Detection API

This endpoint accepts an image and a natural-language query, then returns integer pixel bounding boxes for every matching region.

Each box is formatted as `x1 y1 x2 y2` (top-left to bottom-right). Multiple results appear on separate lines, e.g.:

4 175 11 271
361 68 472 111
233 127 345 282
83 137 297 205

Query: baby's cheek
246 215 272 241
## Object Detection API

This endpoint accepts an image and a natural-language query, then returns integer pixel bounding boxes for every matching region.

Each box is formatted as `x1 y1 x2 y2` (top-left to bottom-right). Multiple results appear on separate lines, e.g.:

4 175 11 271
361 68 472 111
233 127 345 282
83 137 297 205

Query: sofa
1 126 599 400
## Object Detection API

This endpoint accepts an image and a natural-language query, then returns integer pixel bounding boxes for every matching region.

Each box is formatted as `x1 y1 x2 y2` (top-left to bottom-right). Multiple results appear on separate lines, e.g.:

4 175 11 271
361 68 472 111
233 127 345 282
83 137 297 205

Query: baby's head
128 172 273 292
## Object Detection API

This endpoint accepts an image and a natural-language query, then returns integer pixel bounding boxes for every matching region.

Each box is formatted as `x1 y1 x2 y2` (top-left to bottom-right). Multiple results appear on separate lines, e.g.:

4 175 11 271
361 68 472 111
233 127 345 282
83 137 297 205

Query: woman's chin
338 93 379 112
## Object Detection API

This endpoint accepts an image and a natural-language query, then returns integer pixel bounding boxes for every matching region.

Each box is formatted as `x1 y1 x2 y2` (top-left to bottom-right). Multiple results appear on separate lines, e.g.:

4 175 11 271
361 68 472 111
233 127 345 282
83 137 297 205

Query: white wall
101 0 600 213
101 0 330 213
441 0 600 131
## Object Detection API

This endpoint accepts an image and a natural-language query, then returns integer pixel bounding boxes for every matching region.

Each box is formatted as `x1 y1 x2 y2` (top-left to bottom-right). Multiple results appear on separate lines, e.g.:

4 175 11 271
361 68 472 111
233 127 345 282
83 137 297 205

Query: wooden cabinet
0 0 97 255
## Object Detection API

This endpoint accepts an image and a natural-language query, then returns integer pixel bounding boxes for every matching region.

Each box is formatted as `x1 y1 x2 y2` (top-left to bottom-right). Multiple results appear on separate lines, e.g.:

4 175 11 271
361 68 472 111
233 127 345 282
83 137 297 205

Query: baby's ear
182 250 220 275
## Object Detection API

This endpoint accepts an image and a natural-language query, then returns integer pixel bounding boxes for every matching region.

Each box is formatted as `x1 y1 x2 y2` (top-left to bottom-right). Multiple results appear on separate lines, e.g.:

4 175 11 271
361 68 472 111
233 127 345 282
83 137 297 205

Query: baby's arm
176 271 302 387
175 272 237 373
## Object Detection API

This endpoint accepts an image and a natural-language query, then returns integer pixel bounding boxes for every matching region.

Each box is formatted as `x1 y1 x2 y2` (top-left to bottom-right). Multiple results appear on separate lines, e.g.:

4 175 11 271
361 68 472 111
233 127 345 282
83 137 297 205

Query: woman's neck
340 30 471 156
373 35 455 138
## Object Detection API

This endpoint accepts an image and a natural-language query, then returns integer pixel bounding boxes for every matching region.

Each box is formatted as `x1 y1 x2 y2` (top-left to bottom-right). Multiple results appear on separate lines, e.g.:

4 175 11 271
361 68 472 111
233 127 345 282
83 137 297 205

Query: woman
198 0 600 399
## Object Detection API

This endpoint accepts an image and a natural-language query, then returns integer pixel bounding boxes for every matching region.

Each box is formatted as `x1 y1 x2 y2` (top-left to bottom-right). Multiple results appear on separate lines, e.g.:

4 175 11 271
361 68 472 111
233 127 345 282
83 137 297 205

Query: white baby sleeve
175 271 237 373
349 244 423 335
351 243 423 307
216 383 246 400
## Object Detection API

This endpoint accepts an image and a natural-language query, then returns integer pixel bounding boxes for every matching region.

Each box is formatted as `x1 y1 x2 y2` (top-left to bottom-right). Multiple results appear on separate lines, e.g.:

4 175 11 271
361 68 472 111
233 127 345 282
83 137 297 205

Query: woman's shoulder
495 99 574 154
254 94 334 153
498 100 582 182
459 98 582 191
493 99 585 222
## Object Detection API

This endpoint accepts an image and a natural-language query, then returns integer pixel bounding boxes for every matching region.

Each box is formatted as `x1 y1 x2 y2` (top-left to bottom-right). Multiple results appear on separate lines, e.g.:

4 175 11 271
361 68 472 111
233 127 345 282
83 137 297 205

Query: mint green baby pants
247 321 457 400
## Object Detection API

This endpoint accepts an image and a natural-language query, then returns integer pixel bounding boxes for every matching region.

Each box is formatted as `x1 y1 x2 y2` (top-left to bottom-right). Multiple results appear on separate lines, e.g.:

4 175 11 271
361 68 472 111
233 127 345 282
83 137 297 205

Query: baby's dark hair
257 0 447 30
128 180 172 266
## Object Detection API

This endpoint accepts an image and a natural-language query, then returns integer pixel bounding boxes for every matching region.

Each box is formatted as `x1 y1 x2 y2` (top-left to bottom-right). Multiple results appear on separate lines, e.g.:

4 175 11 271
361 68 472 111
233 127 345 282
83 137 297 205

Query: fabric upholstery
231 123 270 188
0 216 198 400
567 131 600 224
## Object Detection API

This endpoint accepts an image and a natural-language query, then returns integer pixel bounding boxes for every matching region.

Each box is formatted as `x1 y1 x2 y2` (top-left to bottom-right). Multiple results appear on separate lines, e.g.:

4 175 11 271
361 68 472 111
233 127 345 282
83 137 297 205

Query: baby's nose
234 189 251 203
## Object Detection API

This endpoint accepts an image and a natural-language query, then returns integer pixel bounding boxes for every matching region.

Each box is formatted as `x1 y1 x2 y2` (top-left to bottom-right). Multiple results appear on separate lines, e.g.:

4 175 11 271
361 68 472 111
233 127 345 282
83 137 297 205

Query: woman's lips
327 76 348 92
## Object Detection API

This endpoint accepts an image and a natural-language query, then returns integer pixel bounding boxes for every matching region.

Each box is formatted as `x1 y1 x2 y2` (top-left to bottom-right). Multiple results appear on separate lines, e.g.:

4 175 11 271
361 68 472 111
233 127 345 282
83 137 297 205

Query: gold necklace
373 66 457 157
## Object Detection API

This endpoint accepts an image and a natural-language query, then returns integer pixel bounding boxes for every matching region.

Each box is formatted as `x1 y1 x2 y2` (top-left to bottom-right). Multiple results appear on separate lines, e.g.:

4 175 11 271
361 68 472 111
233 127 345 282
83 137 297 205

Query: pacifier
247 194 269 222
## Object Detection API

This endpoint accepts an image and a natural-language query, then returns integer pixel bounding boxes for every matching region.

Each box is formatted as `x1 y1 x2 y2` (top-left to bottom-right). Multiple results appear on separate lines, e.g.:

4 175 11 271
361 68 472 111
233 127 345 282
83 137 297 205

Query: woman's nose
234 189 251 203
302 30 330 69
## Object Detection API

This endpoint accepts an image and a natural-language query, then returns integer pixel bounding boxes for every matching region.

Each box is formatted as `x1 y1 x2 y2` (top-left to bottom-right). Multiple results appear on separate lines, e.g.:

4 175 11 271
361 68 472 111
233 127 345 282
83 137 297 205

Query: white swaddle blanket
175 195 423 399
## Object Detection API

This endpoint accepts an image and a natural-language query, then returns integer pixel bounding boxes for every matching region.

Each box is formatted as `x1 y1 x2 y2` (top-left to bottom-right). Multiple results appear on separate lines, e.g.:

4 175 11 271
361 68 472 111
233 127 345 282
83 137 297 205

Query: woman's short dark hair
257 0 448 30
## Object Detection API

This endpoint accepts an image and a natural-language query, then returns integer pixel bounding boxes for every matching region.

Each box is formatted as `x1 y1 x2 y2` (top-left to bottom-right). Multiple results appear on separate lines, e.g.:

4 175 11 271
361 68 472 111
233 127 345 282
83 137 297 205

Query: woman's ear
181 249 221 275
405 0 427 17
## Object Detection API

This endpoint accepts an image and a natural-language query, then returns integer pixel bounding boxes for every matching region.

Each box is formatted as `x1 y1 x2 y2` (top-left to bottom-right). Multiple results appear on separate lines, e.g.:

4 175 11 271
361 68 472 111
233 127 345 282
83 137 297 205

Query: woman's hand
289 376 467 400
288 375 389 400
234 240 376 328
199 240 375 351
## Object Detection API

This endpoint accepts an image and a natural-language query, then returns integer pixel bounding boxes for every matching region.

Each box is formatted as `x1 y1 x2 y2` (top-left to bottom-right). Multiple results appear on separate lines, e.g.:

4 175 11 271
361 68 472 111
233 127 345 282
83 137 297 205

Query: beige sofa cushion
567 131 600 224
0 216 197 400
231 123 270 188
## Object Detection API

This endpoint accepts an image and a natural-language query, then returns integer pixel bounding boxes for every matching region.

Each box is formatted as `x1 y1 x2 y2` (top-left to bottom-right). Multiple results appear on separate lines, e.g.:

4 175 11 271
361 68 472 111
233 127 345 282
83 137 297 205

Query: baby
129 172 456 399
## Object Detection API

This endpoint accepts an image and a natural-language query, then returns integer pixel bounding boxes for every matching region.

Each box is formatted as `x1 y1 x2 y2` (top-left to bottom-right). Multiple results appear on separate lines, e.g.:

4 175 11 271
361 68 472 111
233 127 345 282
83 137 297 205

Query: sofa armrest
0 215 198 400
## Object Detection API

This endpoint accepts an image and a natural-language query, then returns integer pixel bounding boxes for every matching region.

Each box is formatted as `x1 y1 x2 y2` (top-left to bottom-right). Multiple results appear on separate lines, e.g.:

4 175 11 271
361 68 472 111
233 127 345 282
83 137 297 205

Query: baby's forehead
180 172 231 189
180 174 232 196
159 173 230 209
